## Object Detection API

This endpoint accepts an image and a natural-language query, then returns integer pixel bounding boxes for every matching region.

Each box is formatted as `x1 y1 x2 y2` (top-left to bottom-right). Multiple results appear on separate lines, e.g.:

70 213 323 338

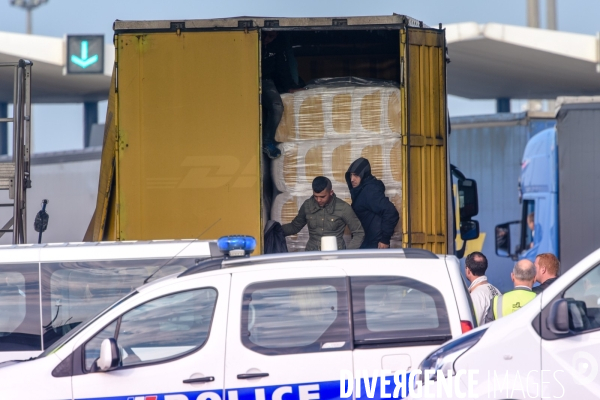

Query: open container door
84 65 118 242
113 29 261 247
401 27 448 254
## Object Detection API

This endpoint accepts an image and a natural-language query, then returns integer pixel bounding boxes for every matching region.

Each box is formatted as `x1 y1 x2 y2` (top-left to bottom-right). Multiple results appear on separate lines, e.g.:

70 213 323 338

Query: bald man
484 259 537 323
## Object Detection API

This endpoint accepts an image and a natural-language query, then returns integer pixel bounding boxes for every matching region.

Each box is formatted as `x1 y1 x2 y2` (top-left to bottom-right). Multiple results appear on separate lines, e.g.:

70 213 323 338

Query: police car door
225 266 352 400
344 258 455 399
70 273 230 400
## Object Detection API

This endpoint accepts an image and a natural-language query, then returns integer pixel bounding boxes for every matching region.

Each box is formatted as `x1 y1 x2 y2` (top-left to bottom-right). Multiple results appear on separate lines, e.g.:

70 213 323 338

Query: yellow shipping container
86 15 466 255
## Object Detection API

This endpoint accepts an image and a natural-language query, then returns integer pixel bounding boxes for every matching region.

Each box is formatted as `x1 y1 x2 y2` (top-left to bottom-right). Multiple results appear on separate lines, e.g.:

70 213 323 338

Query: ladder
0 60 32 244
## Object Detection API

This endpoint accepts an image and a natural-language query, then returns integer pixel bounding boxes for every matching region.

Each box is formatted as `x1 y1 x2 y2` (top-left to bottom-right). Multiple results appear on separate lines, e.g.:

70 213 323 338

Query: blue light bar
217 235 256 257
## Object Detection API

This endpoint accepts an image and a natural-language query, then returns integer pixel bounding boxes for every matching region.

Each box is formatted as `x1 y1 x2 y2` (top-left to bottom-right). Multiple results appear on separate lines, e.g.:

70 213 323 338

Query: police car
408 247 600 399
0 236 475 400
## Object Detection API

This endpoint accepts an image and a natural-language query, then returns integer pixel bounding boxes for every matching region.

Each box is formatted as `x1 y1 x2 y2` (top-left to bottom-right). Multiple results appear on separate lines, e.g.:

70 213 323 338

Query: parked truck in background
84 15 480 254
496 97 600 274
450 111 555 291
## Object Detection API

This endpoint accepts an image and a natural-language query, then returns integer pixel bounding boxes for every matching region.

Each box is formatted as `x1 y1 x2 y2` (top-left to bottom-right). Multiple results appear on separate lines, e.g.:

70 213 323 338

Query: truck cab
495 127 558 261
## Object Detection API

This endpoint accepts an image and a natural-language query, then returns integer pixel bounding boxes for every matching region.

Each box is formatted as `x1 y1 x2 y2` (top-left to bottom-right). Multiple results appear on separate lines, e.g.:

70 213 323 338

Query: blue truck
495 98 600 273
450 112 555 292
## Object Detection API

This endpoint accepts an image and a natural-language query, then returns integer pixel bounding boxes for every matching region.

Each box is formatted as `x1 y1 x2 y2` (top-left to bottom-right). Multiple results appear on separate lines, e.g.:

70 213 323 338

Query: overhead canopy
446 22 600 99
0 31 112 103
1 22 599 103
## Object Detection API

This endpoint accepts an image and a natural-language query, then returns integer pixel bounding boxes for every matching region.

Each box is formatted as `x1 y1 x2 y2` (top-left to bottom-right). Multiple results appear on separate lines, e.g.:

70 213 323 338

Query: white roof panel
0 31 112 103
446 23 600 99
2 22 598 104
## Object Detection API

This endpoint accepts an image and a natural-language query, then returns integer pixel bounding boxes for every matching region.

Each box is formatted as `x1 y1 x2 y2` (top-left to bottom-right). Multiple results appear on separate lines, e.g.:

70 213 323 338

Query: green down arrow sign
71 41 99 69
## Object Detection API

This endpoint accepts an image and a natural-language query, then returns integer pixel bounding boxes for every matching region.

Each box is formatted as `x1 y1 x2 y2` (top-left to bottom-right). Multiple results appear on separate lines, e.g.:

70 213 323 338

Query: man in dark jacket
532 253 559 294
261 31 304 159
282 176 364 251
345 158 399 249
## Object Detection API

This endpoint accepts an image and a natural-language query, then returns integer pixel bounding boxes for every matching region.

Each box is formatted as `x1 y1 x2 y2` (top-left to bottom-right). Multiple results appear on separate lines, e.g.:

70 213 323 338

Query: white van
0 238 474 400
0 240 217 363
411 247 600 399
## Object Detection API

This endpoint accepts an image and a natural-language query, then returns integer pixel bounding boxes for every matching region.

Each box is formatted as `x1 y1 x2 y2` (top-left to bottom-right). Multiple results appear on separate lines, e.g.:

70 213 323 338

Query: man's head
346 158 372 189
312 176 334 208
511 259 536 288
527 212 535 232
263 31 278 45
465 252 488 282
535 253 559 284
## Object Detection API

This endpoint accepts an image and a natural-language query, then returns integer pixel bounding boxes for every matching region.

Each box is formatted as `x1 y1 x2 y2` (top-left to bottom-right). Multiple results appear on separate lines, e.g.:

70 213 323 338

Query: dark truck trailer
556 98 600 271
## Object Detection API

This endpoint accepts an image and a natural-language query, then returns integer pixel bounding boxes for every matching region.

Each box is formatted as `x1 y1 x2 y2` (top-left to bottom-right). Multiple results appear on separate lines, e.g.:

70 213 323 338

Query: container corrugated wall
402 28 448 254
449 112 555 292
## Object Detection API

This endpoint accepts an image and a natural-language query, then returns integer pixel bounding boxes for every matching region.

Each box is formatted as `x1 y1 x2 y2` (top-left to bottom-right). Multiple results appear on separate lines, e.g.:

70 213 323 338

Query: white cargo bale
272 137 401 194
275 86 401 142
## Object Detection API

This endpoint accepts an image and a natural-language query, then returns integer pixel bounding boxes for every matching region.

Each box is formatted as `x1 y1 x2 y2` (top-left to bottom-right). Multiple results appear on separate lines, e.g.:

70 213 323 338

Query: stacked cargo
271 83 403 250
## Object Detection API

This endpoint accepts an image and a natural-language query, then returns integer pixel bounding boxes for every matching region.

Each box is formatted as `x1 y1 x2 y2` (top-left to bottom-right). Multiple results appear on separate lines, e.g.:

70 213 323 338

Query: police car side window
83 288 217 371
241 278 351 355
351 276 451 345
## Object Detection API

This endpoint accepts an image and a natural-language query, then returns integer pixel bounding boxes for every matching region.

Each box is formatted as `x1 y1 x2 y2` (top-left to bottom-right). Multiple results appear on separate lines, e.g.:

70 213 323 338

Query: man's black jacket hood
345 157 374 200
345 158 399 248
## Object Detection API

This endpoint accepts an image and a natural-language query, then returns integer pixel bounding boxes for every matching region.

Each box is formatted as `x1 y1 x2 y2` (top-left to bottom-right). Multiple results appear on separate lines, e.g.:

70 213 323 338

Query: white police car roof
175 248 438 282
222 248 438 268
140 248 446 294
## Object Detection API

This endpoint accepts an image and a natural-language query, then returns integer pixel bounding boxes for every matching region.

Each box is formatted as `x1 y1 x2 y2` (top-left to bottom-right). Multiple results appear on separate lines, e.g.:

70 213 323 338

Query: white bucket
321 236 338 251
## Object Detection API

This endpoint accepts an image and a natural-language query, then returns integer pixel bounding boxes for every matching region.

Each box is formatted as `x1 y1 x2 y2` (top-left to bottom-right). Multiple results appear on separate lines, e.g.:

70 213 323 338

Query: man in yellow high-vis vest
484 259 537 323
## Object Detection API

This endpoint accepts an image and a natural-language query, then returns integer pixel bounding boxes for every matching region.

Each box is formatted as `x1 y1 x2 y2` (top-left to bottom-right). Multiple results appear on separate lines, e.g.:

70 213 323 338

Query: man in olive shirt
282 176 364 251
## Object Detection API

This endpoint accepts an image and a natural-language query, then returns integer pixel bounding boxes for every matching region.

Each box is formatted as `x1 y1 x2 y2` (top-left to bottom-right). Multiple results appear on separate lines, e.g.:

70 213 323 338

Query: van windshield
37 291 138 358
40 258 197 349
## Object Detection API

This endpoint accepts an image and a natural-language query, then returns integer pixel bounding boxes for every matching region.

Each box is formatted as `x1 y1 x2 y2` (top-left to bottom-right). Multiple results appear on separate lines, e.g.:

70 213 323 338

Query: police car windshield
37 291 138 358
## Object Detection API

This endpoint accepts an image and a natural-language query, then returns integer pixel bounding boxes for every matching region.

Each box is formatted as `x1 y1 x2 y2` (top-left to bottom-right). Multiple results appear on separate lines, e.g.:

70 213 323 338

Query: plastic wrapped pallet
269 192 311 252
385 188 403 243
272 138 402 194
275 86 401 142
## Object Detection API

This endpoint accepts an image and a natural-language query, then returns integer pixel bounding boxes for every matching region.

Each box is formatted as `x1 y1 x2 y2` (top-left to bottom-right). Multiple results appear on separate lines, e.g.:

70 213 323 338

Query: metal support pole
496 98 511 113
527 0 540 28
546 0 557 30
13 64 25 244
0 103 7 155
26 9 32 34
597 33 600 74
83 102 98 148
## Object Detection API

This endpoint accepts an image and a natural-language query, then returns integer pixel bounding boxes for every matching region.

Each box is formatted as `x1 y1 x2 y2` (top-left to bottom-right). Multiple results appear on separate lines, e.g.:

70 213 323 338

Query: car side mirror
548 298 589 335
548 299 569 334
495 221 520 260
96 338 120 372
457 178 478 220
460 219 479 241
